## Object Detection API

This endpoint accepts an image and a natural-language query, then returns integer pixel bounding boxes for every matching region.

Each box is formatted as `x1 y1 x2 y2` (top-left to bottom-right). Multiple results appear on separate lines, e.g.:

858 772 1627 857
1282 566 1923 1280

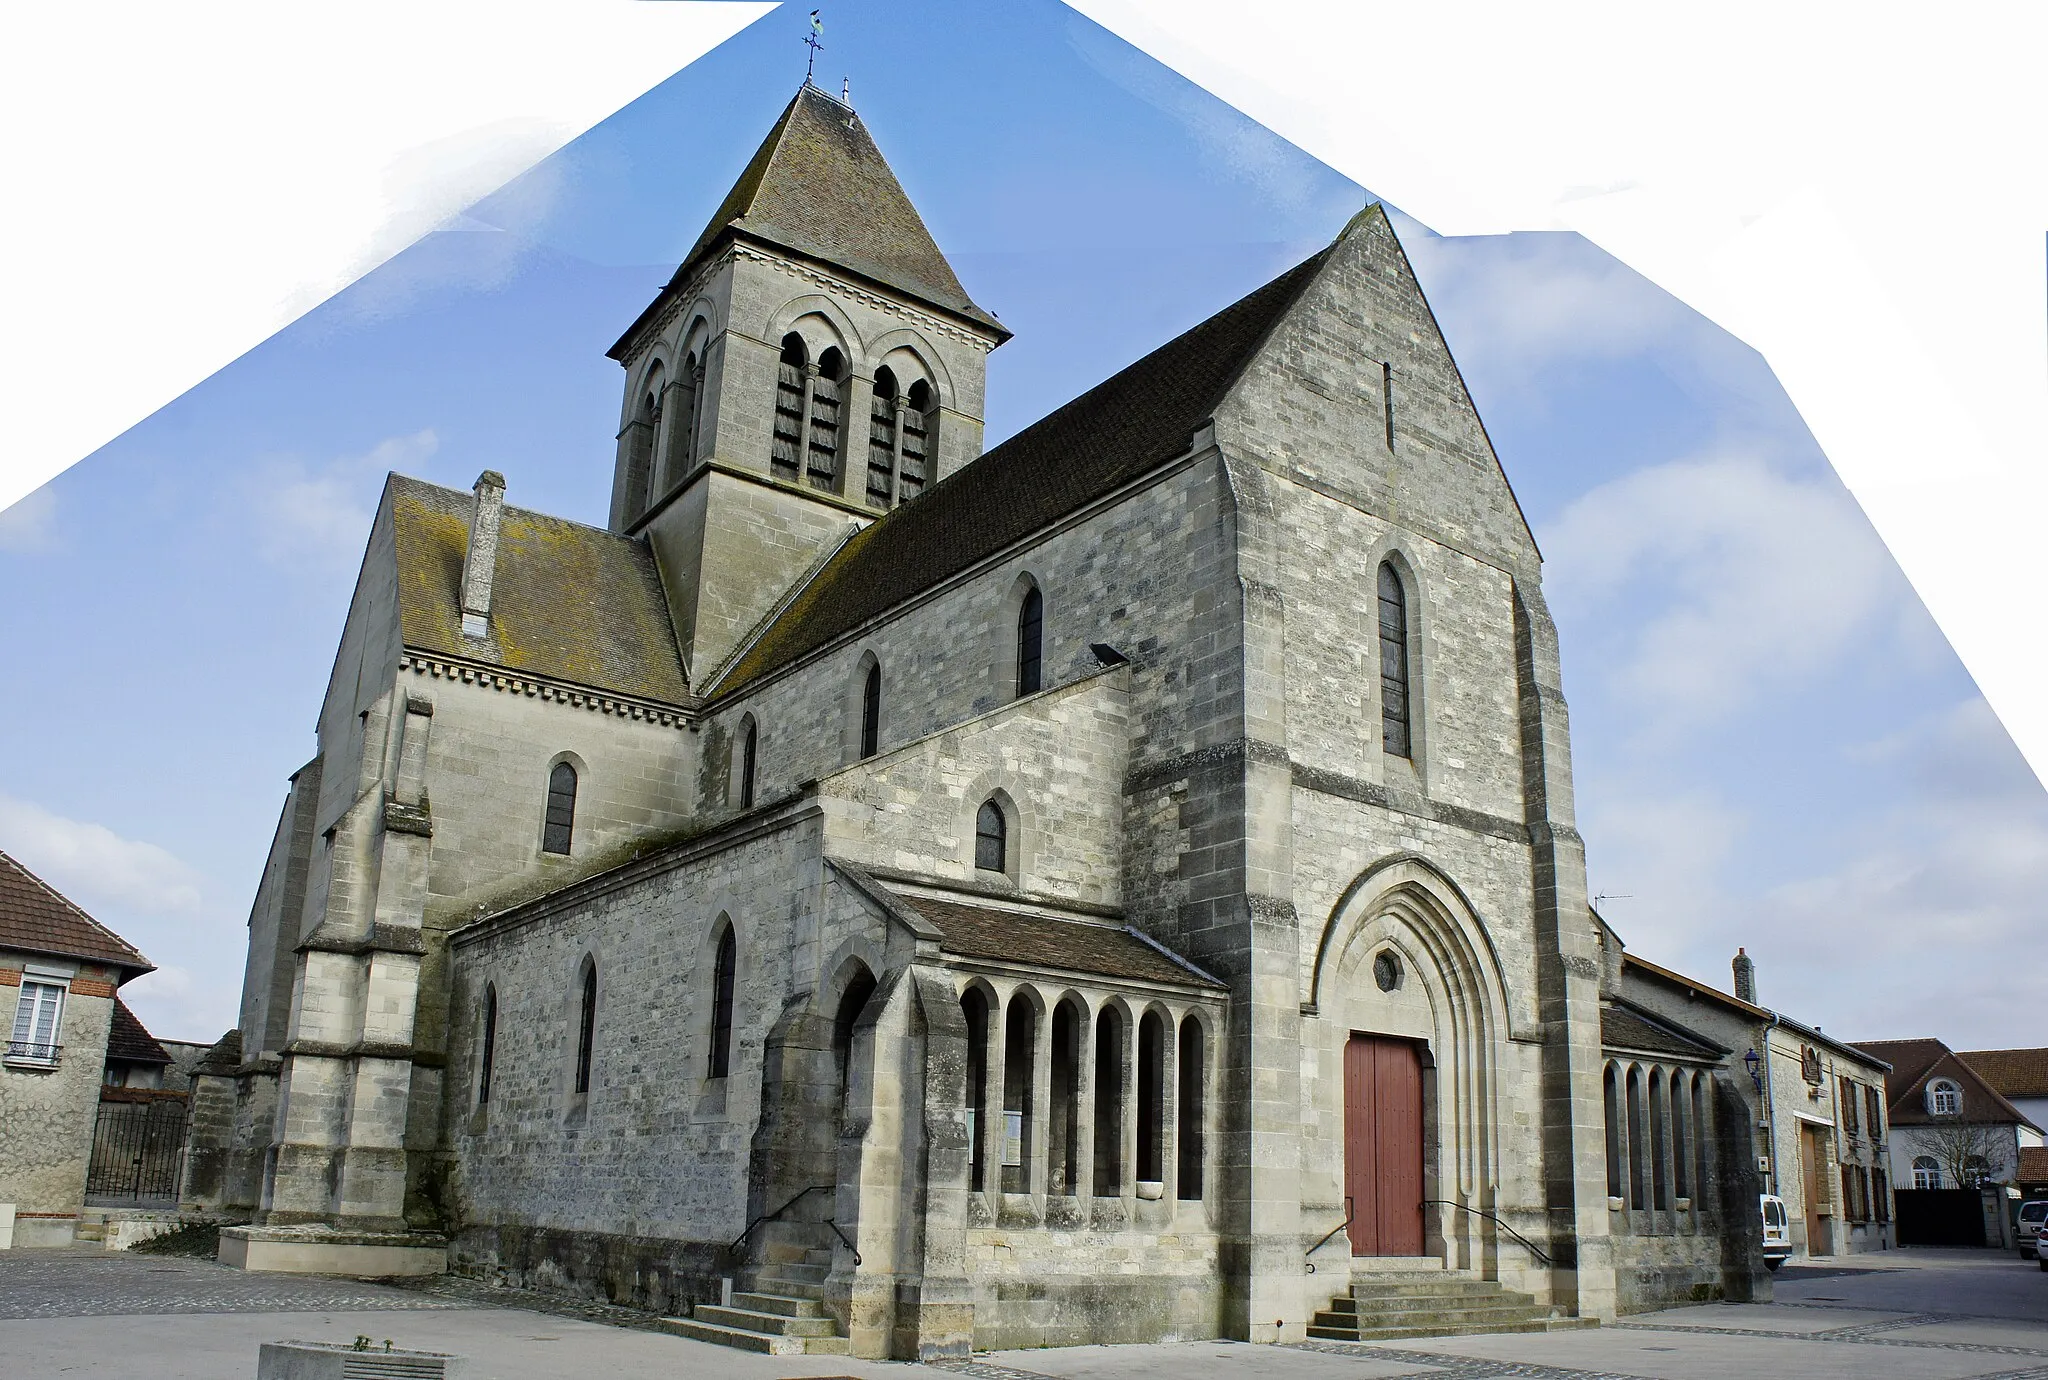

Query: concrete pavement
2 1246 2041 1378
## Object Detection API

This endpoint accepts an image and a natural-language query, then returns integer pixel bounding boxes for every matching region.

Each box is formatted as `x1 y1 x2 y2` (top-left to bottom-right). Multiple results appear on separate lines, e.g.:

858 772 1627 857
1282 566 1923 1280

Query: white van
1760 1194 1792 1271
2019 1199 2048 1261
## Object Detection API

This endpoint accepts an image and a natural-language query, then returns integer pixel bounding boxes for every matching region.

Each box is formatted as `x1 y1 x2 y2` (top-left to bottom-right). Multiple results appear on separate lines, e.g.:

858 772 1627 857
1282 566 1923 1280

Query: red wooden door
1344 1034 1425 1255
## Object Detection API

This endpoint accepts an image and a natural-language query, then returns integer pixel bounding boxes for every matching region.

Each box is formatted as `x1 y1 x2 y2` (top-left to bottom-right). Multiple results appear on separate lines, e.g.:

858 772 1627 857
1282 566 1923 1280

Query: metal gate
86 1095 187 1202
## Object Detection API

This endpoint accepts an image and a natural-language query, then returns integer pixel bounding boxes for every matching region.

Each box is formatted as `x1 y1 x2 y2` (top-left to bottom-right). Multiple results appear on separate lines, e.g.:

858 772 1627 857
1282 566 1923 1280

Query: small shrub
131 1219 232 1259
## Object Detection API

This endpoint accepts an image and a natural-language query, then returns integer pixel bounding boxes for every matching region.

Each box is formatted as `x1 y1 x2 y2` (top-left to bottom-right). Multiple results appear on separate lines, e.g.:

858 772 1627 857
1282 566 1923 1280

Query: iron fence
86 1096 187 1202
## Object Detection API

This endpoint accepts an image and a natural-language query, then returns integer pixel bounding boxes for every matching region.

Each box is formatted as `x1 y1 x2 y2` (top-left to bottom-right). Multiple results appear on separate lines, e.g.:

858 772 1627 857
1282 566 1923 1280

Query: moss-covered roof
390 477 689 703
717 245 1332 692
615 85 1002 355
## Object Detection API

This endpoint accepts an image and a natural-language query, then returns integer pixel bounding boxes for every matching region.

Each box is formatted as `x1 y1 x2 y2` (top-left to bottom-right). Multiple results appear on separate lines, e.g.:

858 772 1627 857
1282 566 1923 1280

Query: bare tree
1921 1115 2006 1189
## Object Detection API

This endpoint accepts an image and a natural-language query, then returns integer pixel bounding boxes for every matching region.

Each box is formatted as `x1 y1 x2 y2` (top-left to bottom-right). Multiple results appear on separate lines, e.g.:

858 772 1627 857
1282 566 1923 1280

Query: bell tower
606 83 1009 685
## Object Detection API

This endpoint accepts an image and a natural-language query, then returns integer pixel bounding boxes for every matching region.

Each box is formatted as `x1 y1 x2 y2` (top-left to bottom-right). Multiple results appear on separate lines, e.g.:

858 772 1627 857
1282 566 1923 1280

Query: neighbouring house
1954 1048 2048 1150
0 847 157 1246
1596 928 1894 1268
1852 1037 2038 1249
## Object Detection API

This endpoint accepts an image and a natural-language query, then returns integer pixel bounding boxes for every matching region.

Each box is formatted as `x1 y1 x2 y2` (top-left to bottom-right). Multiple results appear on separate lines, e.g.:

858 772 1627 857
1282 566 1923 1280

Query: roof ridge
0 846 151 970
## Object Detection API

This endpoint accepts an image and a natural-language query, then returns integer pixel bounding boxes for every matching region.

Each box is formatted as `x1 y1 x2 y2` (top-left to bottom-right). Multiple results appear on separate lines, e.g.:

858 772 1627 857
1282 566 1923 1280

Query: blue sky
1 0 2037 1051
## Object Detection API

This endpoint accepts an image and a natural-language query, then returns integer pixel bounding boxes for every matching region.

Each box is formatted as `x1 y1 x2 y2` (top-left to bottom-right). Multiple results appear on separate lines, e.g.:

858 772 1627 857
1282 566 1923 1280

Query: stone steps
665 1243 850 1357
1308 1272 1594 1342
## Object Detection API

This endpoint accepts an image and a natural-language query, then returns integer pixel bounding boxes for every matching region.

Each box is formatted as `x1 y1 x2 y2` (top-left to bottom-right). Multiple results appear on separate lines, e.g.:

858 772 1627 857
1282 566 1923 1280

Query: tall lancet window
859 662 881 759
709 925 737 1079
807 347 845 491
660 349 700 491
1015 585 1043 697
771 334 808 482
543 761 578 854
1377 562 1412 758
864 369 935 510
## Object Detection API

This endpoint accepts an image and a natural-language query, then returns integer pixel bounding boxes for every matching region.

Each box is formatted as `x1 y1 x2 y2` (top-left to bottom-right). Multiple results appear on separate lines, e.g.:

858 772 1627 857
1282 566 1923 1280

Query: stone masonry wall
0 961 117 1244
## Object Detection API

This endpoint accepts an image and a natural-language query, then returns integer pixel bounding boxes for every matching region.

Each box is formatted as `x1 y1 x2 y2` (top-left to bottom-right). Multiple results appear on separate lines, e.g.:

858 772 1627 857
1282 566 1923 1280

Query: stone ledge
221 1225 448 1277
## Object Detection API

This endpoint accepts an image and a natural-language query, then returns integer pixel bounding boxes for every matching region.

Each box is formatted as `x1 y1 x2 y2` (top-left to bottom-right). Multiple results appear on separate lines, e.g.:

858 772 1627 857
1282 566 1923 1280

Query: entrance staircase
663 1243 850 1356
1309 1269 1597 1342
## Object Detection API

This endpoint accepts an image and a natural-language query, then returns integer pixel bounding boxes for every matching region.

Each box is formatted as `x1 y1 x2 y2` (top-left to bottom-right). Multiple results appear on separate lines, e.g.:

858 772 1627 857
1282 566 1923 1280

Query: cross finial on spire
804 10 824 85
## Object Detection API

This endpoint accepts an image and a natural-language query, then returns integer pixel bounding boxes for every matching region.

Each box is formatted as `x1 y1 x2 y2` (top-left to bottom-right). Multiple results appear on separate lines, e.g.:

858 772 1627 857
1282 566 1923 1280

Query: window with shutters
1377 561 1412 758
1867 1083 1884 1139
542 761 578 855
1842 1078 1860 1135
771 334 807 481
8 979 65 1065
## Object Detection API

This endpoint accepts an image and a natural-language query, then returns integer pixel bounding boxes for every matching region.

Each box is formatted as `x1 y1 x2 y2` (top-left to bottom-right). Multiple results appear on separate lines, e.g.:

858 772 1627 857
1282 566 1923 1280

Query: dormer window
1927 1078 1961 1117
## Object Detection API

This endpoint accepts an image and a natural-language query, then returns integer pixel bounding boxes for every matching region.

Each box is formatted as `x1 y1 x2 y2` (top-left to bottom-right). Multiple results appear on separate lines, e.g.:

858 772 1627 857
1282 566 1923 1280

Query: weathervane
804 10 824 85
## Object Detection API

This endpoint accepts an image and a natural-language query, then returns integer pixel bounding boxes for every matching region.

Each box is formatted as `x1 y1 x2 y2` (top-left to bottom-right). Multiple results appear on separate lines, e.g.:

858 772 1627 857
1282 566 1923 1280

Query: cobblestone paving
1611 1316 2048 1357
0 1251 474 1321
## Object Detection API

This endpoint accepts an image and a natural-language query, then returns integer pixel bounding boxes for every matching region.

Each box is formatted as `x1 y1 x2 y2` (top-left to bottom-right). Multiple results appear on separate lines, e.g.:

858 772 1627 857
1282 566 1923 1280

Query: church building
185 81 1758 1357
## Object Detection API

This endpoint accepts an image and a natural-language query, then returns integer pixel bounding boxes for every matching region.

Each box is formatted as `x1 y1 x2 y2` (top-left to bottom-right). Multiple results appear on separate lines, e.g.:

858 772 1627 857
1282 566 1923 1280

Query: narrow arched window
477 985 497 1107
771 334 807 482
709 926 737 1080
975 799 1007 873
1603 1064 1623 1200
808 347 845 491
660 349 699 491
622 360 662 517
1137 1011 1165 1187
1177 1016 1205 1199
860 663 881 759
867 366 901 509
738 717 758 808
542 762 577 855
1016 585 1043 697
573 962 598 1096
900 380 932 502
1377 561 1412 758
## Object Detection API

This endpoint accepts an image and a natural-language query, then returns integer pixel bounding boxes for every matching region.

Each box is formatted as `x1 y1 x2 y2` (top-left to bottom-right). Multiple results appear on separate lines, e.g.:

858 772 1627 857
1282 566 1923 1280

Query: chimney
460 470 507 638
1732 947 1757 1005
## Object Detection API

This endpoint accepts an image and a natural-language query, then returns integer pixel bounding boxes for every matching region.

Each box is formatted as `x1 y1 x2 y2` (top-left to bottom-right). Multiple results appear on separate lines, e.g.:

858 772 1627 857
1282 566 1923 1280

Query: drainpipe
1759 1013 1782 1196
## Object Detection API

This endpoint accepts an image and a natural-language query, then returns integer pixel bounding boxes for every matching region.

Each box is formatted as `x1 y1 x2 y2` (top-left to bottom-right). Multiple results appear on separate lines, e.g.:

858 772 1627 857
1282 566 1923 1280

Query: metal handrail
824 1217 862 1267
1305 1196 1354 1273
1421 1199 1553 1267
5 1040 61 1064
729 1183 832 1258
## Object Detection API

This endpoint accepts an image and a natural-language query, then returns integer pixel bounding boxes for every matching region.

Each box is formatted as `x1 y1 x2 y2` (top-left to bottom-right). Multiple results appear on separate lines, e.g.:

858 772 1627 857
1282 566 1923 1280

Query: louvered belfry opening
899 379 931 501
771 334 807 481
808 347 845 490
868 366 901 508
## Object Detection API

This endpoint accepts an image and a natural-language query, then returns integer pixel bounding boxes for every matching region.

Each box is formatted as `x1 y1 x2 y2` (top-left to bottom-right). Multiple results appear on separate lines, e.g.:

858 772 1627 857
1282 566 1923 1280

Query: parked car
2020 1199 2048 1261
1761 1194 1792 1271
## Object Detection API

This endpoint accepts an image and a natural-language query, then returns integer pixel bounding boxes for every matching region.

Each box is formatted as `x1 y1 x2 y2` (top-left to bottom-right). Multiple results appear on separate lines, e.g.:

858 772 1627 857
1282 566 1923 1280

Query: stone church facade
186 82 1759 1355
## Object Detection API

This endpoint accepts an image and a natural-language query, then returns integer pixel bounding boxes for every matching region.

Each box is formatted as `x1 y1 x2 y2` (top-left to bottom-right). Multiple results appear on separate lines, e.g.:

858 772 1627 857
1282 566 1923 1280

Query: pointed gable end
1213 204 1539 570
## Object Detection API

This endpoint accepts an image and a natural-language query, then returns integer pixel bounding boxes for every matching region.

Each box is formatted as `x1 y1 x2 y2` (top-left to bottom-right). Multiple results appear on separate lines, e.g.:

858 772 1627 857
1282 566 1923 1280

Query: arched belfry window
771 335 807 482
1377 561 1412 759
659 348 700 491
623 360 663 517
542 761 578 855
975 799 1007 873
865 367 934 510
859 663 881 759
1016 585 1044 697
573 960 598 1096
808 347 845 491
709 926 737 1080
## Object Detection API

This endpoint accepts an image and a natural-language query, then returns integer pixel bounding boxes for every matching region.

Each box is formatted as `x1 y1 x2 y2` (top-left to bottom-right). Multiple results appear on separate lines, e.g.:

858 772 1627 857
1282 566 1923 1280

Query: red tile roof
1958 1048 2048 1099
105 998 170 1065
2020 1146 2048 1184
0 848 151 976
1856 1037 2037 1130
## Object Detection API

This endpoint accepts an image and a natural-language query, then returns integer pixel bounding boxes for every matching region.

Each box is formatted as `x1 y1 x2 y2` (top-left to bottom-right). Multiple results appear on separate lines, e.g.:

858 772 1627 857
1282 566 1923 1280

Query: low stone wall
964 1223 1222 1349
449 1224 727 1317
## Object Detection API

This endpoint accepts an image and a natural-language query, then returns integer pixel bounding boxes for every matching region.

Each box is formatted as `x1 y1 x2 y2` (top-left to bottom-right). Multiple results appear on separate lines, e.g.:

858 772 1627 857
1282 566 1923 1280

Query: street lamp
1744 1047 1763 1093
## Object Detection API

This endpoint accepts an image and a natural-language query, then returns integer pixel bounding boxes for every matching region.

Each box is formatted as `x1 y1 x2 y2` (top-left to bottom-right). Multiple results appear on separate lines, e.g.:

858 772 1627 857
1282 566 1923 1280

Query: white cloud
250 429 439 574
1542 448 1915 733
0 485 59 553
0 796 205 918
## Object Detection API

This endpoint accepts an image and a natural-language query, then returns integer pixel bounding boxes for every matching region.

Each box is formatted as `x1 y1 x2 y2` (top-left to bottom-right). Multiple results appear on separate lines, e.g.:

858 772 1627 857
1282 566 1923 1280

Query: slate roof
1856 1037 2038 1129
894 893 1224 990
105 998 171 1065
0 848 152 976
389 477 691 703
1957 1047 2048 1099
1601 1001 1726 1063
718 245 1334 691
616 84 1003 354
